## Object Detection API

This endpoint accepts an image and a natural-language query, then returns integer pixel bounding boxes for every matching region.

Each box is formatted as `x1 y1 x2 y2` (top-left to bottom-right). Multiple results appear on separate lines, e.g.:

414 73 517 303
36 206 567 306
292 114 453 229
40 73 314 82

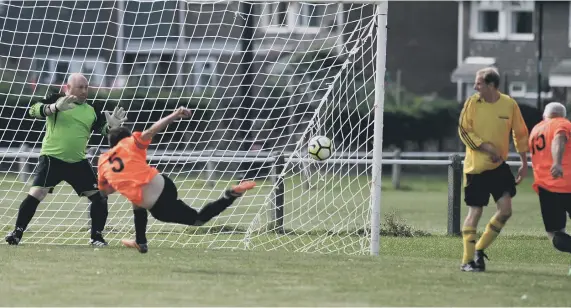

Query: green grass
0 168 548 238
0 236 569 306
1 170 569 306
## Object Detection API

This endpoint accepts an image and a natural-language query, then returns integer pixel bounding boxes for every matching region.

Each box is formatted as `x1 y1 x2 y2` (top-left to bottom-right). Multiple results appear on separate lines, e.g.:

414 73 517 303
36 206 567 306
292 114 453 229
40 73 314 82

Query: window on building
508 1 534 39
32 59 50 85
31 56 106 87
268 2 289 27
54 62 70 85
511 11 533 34
80 61 105 87
471 1 534 40
509 82 527 97
182 56 217 94
298 3 326 28
262 2 332 33
478 10 500 34
122 53 176 89
158 54 175 87
123 53 158 88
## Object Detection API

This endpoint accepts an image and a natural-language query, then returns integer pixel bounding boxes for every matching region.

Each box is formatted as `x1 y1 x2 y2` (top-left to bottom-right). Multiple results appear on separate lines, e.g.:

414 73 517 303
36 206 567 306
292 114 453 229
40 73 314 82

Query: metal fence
0 147 532 236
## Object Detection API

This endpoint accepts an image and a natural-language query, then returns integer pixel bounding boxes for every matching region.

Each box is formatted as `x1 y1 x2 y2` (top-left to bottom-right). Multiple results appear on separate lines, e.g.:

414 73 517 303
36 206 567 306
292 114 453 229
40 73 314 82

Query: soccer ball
308 135 333 161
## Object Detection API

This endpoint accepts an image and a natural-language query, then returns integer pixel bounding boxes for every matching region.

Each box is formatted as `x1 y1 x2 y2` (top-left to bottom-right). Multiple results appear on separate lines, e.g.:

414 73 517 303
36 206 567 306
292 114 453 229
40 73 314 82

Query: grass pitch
1 237 569 306
0 170 570 306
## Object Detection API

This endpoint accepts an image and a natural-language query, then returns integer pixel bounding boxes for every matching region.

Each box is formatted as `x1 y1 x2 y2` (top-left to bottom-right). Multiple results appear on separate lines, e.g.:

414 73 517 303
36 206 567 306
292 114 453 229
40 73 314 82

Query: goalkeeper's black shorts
32 155 98 196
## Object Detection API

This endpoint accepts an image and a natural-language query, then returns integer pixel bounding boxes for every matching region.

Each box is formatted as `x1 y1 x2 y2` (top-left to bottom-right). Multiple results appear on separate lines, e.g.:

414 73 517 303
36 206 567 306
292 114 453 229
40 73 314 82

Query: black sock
195 191 236 225
553 231 571 253
133 208 148 244
15 194 41 232
88 193 108 238
148 186 237 226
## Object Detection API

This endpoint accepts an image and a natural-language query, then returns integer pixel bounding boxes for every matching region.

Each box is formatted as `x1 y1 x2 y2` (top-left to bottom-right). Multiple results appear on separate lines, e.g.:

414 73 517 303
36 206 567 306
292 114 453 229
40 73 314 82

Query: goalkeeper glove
49 95 79 113
104 106 128 129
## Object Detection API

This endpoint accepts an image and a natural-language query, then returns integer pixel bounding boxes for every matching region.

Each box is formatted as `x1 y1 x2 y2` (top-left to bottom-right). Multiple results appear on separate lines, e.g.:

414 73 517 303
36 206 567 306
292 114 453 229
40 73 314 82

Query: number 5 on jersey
108 152 125 172
531 133 546 155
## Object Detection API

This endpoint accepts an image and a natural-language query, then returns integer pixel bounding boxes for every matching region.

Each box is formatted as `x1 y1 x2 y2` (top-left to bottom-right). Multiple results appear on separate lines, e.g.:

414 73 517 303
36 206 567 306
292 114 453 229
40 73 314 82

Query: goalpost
0 0 388 255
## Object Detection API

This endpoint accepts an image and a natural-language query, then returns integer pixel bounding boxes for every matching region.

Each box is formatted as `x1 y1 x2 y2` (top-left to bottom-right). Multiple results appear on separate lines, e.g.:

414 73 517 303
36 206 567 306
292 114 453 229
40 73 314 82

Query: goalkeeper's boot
475 250 489 271
460 261 483 272
121 239 148 254
5 227 23 245
89 231 108 247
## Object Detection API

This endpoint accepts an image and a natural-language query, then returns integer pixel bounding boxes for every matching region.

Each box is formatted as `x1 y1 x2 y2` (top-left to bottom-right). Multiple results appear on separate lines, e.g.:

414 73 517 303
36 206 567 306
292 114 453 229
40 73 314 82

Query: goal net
0 0 387 255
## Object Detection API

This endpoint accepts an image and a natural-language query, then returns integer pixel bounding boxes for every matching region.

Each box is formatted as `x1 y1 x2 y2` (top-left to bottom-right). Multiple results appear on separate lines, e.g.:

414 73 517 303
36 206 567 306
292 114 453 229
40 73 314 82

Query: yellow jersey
458 93 529 174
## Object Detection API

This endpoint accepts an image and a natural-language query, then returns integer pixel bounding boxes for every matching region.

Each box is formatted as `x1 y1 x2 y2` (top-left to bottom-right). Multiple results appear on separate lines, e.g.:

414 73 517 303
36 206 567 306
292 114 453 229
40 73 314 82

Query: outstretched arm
28 92 79 119
139 107 192 142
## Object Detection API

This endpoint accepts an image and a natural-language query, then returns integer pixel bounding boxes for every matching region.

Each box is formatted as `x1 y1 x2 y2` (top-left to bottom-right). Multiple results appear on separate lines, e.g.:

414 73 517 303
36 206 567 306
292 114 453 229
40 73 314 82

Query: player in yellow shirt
458 68 529 272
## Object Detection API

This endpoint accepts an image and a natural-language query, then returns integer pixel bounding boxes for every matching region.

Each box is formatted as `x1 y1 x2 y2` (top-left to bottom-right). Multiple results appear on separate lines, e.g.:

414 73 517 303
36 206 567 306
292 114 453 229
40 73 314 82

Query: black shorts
538 187 571 232
464 162 516 206
148 175 177 213
31 155 98 196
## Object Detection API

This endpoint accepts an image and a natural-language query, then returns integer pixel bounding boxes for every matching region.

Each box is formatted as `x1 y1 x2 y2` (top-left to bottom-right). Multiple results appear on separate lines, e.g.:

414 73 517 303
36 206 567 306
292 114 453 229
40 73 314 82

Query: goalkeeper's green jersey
28 92 109 163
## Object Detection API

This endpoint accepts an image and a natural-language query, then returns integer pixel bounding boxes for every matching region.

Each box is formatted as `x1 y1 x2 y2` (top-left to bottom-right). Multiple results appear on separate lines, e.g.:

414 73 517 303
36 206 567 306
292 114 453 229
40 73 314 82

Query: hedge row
0 85 544 151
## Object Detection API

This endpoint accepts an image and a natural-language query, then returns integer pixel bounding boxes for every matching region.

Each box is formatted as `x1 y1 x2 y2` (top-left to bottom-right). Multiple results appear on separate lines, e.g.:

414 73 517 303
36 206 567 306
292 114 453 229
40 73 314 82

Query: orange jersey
97 131 159 205
529 117 571 193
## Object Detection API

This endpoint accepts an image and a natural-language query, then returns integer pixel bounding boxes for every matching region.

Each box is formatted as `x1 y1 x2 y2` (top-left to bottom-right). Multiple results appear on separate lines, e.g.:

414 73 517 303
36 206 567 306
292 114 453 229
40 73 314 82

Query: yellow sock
462 226 477 264
475 216 505 251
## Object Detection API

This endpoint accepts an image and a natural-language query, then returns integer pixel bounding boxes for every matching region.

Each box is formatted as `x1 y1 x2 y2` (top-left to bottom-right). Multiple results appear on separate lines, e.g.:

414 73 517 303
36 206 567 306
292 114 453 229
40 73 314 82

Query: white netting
0 0 385 254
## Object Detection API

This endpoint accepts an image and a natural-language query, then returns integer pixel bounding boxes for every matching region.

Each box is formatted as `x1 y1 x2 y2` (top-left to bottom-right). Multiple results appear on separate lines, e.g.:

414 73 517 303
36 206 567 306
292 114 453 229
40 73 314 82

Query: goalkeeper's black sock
133 207 148 244
553 231 571 253
15 194 41 231
88 193 108 238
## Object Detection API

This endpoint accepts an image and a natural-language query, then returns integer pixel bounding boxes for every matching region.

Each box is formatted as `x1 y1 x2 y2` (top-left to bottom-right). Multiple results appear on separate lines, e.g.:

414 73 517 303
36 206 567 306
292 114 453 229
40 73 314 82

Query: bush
380 211 431 237
326 86 462 150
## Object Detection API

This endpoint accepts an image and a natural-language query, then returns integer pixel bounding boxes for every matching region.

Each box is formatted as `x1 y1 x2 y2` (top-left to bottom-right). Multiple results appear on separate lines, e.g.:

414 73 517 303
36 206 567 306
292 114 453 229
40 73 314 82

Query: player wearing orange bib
98 107 256 253
529 102 571 274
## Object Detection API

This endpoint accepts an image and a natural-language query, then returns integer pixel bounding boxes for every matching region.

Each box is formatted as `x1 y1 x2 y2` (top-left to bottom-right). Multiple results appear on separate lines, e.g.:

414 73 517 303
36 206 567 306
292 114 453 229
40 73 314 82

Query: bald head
543 102 567 119
66 73 88 103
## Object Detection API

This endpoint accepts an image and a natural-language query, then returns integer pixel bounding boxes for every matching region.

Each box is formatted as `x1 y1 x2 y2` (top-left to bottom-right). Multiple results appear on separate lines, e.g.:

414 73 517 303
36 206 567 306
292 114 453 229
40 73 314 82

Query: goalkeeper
97 107 256 253
5 73 128 246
